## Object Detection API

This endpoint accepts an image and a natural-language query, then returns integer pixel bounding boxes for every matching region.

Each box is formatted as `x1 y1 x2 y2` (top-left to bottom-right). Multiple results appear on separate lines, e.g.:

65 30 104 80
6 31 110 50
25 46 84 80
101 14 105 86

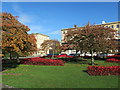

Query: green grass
2 60 119 88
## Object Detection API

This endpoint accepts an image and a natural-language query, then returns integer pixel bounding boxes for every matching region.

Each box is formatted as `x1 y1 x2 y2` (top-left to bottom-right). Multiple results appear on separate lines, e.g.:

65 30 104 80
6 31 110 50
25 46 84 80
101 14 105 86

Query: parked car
97 53 114 58
68 54 79 56
43 54 60 57
54 54 60 56
59 54 67 56
42 54 53 57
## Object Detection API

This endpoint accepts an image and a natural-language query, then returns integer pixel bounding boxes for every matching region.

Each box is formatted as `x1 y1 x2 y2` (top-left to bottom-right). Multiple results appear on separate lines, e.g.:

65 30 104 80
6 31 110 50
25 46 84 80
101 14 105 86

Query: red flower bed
106 55 120 58
106 55 120 63
20 57 65 66
55 55 73 58
87 66 120 76
106 58 120 63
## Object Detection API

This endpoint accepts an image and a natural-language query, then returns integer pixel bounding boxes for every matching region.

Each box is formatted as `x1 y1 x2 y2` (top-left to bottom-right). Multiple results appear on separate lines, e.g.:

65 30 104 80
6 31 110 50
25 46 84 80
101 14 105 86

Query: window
111 25 114 28
116 25 119 28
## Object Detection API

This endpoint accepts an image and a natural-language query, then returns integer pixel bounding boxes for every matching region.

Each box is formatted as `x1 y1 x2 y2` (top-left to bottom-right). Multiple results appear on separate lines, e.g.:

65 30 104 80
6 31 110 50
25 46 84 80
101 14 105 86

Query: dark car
68 54 79 56
60 54 67 55
54 54 60 56
45 54 60 57
42 54 53 58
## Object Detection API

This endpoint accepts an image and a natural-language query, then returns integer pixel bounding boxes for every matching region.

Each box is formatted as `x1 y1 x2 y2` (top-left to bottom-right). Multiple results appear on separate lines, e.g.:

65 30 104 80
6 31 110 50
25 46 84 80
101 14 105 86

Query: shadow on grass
82 56 106 61
83 70 88 72
2 59 20 71
44 56 106 65
45 57 91 65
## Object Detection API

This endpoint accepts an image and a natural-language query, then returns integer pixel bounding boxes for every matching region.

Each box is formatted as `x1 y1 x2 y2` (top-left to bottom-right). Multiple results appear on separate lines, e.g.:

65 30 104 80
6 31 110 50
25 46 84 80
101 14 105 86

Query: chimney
88 21 90 26
102 21 106 24
74 25 77 28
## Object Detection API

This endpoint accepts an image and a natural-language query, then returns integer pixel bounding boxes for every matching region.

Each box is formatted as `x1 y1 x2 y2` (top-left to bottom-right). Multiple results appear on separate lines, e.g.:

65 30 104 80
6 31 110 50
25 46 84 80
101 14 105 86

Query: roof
61 27 84 31
101 21 120 25
61 21 120 31
30 33 49 37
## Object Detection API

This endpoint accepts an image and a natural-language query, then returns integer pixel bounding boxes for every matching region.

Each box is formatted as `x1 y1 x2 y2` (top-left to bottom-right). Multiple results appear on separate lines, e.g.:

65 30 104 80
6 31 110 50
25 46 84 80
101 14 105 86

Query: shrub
20 57 65 66
2 59 20 71
87 66 120 76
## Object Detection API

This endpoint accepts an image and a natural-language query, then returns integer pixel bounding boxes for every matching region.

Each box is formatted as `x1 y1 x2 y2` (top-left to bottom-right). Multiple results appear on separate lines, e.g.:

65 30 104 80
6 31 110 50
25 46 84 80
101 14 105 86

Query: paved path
2 84 24 90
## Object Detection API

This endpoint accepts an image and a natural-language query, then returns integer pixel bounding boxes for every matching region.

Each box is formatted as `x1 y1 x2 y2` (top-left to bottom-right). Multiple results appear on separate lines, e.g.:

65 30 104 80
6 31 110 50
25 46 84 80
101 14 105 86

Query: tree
41 39 61 57
1 12 37 59
63 23 118 65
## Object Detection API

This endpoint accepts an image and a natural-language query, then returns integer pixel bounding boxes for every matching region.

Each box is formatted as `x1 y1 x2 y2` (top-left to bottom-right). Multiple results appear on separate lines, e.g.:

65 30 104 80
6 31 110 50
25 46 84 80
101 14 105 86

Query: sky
2 2 118 41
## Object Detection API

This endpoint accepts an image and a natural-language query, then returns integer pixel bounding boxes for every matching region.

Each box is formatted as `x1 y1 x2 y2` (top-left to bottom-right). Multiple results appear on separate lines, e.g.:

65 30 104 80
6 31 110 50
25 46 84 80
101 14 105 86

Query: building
101 21 120 39
61 21 120 55
101 21 120 31
31 33 50 56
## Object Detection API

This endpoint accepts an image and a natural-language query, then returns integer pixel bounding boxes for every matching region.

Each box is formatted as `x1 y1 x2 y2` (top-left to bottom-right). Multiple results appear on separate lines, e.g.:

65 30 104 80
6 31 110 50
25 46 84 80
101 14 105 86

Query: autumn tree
41 39 61 57
1 12 37 59
63 23 118 65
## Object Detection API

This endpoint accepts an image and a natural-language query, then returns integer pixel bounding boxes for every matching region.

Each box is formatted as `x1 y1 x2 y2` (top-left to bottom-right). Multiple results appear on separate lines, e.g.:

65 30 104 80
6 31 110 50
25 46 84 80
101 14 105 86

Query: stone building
31 33 50 56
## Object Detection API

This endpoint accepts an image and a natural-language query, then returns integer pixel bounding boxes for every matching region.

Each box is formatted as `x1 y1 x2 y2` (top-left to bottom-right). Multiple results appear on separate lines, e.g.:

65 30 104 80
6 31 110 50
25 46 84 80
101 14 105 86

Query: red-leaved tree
63 23 118 65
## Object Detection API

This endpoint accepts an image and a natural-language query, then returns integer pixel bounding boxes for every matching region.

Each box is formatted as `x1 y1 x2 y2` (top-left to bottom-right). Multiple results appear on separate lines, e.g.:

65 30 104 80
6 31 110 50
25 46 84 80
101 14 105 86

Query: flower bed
55 55 73 58
106 58 120 63
20 57 65 66
87 66 120 76
106 55 120 63
106 55 120 58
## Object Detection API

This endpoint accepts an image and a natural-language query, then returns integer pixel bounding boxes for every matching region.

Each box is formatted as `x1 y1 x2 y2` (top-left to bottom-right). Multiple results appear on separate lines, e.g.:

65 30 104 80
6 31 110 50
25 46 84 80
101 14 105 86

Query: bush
20 57 65 66
87 66 120 76
2 59 20 70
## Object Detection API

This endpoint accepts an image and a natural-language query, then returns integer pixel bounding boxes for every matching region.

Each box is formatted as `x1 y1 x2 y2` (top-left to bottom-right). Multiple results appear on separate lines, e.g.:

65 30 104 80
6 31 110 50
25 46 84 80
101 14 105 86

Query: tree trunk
17 55 20 63
75 50 78 56
85 52 87 56
91 50 94 65
52 50 54 58
80 50 83 57
75 50 78 62
10 52 12 59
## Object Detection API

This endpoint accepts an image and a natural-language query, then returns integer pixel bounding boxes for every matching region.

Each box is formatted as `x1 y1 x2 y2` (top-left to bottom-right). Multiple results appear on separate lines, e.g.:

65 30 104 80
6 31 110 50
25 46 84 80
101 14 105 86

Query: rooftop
30 33 49 37
61 21 120 31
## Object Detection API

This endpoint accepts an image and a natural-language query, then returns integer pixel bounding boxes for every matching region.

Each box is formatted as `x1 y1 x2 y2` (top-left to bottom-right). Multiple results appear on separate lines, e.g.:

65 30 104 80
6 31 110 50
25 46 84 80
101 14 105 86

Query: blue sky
2 2 118 41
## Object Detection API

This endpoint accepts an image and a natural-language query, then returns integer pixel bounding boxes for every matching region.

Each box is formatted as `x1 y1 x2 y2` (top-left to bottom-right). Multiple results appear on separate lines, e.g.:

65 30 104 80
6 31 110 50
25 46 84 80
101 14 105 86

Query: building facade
31 33 50 56
61 21 120 55
101 21 120 39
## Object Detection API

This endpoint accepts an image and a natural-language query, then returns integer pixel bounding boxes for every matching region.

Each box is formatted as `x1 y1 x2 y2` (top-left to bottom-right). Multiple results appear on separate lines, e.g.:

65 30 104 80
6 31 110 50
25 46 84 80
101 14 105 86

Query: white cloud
28 24 50 34
18 14 33 24
12 4 22 13
29 25 42 31
11 4 48 34
12 4 36 24
11 4 60 38
48 30 61 35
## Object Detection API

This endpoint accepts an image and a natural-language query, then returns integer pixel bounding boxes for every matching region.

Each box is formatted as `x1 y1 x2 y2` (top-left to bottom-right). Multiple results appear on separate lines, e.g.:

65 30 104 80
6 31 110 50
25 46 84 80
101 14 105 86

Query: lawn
2 60 119 88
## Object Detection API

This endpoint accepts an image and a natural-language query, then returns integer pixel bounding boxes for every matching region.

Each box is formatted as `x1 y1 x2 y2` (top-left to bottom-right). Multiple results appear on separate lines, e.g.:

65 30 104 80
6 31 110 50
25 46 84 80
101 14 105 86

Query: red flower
20 57 65 66
87 66 120 76
106 58 120 63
